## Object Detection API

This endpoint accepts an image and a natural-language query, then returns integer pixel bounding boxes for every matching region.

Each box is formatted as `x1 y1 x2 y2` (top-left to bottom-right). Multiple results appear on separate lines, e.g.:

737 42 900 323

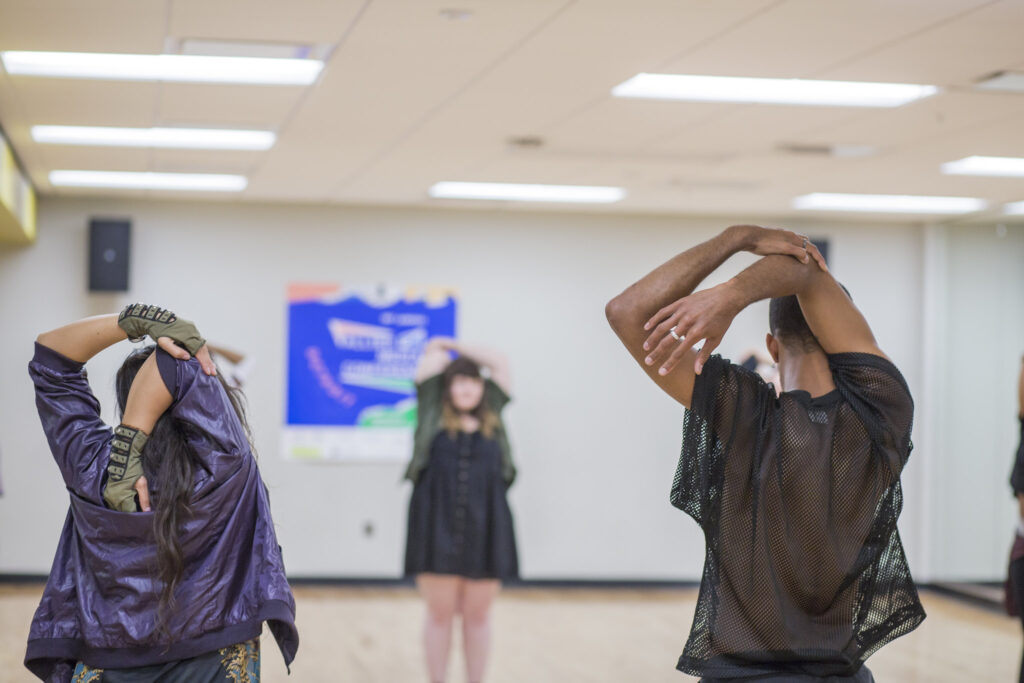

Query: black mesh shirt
672 353 925 678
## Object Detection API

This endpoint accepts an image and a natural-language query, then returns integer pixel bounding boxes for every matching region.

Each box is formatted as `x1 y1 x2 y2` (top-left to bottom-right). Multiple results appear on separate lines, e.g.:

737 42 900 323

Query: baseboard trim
0 574 47 583
0 573 699 589
285 577 699 589
1 573 1003 611
922 582 1005 614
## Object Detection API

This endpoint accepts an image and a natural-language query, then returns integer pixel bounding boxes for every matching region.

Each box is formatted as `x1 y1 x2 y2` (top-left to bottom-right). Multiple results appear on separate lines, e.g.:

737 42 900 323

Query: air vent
778 143 833 156
439 9 474 21
778 143 878 159
508 136 545 150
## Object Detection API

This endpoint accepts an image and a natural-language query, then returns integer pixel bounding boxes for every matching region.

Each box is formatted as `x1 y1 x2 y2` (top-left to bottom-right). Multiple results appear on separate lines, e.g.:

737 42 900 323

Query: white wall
922 223 1024 581
0 197 928 580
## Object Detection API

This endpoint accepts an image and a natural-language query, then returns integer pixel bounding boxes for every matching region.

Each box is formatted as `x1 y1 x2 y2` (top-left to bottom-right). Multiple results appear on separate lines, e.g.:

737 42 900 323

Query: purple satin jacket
26 343 298 681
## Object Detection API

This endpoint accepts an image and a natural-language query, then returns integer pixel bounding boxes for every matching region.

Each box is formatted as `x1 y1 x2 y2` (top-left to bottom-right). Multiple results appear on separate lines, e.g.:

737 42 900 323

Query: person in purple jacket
26 303 298 682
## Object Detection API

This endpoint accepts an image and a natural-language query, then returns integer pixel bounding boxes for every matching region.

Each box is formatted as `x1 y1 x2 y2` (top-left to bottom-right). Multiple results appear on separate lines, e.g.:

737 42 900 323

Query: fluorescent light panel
1 51 322 85
975 72 1024 93
793 193 986 214
429 182 625 203
1004 201 1024 215
941 155 1024 177
612 73 937 107
50 170 247 192
32 125 275 150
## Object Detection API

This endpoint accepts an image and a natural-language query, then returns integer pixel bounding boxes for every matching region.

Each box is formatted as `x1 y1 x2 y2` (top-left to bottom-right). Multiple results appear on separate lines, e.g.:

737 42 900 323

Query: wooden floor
0 584 1019 682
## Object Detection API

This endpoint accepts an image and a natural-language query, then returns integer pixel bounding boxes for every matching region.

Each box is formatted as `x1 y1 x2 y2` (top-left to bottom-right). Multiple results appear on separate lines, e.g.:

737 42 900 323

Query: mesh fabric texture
672 353 925 678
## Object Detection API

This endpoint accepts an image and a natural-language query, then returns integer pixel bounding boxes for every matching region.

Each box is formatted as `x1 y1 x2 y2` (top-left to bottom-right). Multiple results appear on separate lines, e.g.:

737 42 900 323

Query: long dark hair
115 345 254 640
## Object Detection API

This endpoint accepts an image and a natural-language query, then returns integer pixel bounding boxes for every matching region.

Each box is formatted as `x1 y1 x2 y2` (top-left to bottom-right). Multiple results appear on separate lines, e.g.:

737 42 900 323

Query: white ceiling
1 0 1023 222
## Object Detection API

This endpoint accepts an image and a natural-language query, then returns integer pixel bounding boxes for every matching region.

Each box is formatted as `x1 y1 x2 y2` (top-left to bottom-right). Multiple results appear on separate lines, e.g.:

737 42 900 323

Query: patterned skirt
71 638 259 682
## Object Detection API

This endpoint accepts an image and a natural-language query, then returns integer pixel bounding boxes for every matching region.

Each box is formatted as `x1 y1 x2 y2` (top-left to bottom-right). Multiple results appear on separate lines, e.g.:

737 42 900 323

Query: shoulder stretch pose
606 224 924 682
404 338 519 683
26 304 297 682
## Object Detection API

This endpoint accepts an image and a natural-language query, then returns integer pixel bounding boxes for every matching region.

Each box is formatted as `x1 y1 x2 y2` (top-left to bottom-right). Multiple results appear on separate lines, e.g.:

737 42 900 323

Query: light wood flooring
0 585 1018 682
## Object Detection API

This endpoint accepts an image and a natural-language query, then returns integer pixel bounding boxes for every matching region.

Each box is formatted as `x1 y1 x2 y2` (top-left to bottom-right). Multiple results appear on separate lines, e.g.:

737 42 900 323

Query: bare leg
460 579 501 683
417 574 461 683
1014 557 1024 683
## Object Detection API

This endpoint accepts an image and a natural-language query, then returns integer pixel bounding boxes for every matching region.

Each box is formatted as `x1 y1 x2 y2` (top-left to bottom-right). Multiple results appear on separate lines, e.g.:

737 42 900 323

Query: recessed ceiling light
1 51 322 85
32 126 275 150
50 170 247 191
941 155 1024 177
612 73 937 107
793 192 986 214
179 39 319 60
429 182 625 203
1004 201 1024 215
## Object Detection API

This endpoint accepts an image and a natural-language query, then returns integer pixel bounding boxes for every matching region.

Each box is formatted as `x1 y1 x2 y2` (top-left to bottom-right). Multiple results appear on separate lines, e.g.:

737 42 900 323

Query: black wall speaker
88 219 131 292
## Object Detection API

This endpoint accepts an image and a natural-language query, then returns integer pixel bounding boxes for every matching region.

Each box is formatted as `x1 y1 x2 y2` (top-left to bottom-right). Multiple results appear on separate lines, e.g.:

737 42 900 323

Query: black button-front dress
404 429 519 580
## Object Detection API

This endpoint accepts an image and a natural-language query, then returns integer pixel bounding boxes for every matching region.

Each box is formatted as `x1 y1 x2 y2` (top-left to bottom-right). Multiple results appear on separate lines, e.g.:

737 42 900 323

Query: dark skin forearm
712 248 880 360
602 227 749 405
638 253 820 380
606 227 746 335
727 251 881 358
608 225 820 406
605 228 747 405
725 253 821 310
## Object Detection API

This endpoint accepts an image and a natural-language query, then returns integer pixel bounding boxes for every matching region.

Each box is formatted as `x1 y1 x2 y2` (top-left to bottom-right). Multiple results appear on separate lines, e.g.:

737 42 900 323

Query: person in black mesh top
1007 355 1024 682
606 224 924 682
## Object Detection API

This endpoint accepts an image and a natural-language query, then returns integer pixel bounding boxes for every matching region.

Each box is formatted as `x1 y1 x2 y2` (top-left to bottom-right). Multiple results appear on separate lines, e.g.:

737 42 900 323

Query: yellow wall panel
0 131 37 245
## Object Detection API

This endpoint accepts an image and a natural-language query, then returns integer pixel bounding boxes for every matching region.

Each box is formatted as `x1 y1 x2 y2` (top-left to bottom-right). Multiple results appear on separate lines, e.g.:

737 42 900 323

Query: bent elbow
605 294 631 332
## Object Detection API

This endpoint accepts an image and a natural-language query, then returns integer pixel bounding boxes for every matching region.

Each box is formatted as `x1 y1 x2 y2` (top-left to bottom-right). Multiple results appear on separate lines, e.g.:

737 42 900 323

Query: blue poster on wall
284 283 457 461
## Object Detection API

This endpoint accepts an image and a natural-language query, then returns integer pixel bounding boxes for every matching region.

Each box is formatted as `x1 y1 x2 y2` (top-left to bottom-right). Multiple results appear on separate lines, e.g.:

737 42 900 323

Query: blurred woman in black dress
403 338 518 683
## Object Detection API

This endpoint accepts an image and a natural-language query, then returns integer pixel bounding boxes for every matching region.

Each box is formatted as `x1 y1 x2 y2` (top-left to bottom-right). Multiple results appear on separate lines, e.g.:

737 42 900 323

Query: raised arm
37 314 135 363
447 340 511 394
729 254 882 357
37 305 216 371
606 225 818 406
103 353 173 512
34 305 217 511
413 337 511 394
415 337 454 383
